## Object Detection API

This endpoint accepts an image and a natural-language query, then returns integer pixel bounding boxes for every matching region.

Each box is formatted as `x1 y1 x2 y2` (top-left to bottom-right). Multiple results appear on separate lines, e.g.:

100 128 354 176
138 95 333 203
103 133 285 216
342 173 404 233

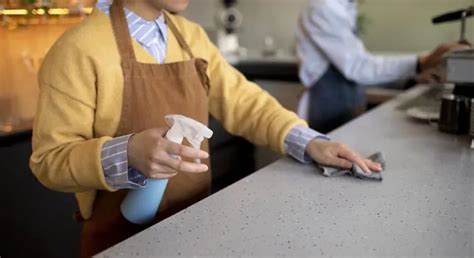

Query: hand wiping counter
121 115 213 224
316 152 385 181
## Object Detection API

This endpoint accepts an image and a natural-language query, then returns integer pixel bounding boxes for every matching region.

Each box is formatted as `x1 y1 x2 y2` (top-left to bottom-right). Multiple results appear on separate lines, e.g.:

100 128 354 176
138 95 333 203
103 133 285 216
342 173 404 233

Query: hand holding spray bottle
120 115 213 224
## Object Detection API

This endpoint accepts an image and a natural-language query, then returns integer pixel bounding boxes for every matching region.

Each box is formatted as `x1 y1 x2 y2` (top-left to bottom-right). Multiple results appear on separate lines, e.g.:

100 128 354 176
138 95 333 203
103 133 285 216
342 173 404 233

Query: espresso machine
433 6 474 146
215 0 243 60
433 6 474 98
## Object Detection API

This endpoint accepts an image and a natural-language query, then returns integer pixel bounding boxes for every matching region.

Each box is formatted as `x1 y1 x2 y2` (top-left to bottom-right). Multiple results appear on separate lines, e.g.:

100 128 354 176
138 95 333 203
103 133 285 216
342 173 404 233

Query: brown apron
79 0 211 256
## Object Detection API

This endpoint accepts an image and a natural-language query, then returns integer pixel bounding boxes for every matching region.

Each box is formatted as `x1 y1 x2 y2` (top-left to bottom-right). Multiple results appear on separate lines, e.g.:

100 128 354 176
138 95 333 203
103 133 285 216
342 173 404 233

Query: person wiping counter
29 0 382 256
297 0 471 133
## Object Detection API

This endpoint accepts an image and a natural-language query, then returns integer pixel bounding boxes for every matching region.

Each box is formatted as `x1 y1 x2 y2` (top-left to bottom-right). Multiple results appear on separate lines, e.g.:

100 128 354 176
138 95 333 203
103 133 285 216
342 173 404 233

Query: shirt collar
124 8 168 47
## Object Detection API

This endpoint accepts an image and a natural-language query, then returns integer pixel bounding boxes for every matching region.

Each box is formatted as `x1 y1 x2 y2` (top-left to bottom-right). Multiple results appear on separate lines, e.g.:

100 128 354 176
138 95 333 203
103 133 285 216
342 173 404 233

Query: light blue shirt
97 1 328 189
296 0 417 87
295 0 417 119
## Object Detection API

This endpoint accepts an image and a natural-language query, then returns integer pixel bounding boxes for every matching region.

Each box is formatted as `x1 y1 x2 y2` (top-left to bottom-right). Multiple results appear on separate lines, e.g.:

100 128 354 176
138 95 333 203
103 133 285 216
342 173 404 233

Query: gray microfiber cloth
316 152 385 181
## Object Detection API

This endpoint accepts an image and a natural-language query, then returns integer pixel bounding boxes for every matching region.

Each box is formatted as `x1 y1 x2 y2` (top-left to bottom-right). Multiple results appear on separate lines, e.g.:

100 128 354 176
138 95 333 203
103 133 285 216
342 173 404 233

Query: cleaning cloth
316 152 385 181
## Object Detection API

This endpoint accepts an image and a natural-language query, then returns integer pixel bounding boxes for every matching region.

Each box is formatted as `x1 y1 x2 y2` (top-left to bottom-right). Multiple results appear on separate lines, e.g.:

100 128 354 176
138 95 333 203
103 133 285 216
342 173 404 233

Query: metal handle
460 10 468 42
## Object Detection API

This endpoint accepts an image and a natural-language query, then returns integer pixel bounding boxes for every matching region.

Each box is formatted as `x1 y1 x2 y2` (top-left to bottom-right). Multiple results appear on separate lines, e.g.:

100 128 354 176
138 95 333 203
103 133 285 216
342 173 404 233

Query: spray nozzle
164 115 213 163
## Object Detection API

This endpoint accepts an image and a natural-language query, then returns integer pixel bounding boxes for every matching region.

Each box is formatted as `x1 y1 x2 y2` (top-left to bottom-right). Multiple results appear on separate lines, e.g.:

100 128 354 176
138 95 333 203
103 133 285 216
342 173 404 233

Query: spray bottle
120 115 213 224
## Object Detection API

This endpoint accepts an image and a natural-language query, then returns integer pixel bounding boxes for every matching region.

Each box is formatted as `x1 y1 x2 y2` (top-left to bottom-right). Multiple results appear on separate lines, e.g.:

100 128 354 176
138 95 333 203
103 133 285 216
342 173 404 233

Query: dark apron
308 65 366 133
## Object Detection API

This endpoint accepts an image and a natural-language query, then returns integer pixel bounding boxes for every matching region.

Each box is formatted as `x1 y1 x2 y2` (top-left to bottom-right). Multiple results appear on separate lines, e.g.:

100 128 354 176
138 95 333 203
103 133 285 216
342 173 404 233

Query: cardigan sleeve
30 39 116 193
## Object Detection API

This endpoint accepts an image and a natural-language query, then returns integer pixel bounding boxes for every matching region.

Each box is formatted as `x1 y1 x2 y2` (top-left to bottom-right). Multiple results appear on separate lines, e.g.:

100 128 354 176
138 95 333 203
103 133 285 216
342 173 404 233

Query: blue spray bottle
120 114 213 224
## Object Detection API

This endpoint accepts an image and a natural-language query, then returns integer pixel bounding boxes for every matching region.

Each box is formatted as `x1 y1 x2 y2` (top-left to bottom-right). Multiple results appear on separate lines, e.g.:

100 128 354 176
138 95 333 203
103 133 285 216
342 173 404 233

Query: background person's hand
306 139 382 174
127 127 209 179
415 67 442 84
418 42 470 71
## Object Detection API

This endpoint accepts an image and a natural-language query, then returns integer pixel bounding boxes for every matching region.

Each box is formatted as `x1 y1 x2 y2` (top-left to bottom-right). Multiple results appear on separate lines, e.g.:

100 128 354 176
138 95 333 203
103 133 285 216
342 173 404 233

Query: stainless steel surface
446 49 474 84
97 86 474 257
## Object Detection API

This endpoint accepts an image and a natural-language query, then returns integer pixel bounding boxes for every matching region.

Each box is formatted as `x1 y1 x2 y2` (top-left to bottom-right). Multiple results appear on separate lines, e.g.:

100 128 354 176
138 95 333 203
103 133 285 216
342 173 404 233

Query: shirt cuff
284 126 330 164
101 134 147 189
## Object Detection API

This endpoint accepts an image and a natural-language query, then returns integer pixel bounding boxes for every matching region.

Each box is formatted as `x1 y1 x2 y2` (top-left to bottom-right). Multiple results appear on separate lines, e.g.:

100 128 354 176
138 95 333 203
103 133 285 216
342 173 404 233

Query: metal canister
438 94 471 134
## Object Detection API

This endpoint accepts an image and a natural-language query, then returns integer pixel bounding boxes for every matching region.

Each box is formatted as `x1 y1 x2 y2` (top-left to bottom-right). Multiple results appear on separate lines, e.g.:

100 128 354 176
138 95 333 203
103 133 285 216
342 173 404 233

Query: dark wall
0 139 81 258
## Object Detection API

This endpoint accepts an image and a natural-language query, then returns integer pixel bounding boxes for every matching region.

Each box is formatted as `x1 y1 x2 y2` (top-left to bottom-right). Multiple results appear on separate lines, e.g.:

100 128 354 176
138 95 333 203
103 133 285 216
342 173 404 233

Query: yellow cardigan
30 9 307 219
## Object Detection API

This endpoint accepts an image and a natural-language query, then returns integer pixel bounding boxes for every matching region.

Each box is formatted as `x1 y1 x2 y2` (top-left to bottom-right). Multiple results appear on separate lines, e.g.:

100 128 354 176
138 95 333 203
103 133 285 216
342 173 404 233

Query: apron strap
164 12 195 60
110 0 136 60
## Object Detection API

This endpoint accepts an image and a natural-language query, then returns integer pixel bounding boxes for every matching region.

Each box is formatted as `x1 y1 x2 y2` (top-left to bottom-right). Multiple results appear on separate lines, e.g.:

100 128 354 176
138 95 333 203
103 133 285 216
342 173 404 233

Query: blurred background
1 0 473 128
0 0 473 257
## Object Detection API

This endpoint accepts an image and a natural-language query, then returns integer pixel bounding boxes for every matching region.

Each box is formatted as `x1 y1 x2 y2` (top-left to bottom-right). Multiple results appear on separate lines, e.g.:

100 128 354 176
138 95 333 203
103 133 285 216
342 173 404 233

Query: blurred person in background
297 0 470 133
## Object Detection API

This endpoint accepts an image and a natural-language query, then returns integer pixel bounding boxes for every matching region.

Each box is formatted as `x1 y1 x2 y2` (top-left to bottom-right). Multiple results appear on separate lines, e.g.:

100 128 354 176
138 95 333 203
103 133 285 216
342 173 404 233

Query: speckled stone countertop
97 86 474 257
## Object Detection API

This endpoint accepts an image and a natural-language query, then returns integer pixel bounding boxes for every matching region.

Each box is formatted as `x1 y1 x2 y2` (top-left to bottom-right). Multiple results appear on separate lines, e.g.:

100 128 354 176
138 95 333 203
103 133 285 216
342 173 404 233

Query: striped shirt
98 1 329 189
96 0 168 63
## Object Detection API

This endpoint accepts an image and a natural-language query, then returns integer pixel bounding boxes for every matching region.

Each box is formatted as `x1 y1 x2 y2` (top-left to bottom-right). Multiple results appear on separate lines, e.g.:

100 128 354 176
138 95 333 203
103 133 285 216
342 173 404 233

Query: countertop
97 85 474 257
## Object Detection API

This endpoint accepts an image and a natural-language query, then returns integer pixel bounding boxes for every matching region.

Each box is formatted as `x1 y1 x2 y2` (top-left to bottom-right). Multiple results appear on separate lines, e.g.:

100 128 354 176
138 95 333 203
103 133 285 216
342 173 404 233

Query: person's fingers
158 153 209 173
365 159 382 172
417 67 442 84
149 172 178 179
452 43 471 49
155 126 170 136
430 72 442 83
439 42 470 54
339 148 371 173
142 162 178 179
325 157 352 169
421 74 437 84
458 39 472 47
440 42 463 51
149 163 178 175
164 141 209 159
